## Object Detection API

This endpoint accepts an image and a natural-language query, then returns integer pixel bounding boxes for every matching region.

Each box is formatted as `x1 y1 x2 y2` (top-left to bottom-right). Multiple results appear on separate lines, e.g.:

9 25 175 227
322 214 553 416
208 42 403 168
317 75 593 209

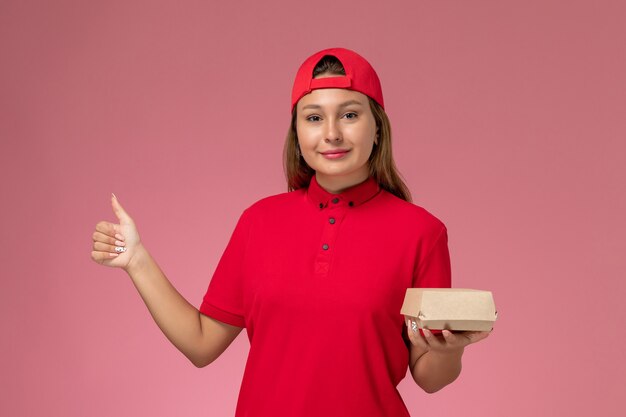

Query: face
296 82 379 192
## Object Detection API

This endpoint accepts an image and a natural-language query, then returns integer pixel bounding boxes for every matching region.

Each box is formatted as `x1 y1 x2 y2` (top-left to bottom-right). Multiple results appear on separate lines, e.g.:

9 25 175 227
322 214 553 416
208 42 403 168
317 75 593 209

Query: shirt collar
307 174 381 209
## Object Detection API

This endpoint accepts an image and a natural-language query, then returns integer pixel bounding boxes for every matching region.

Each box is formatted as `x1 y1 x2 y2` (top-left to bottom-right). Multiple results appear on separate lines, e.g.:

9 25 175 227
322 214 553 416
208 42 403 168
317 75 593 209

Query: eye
343 112 358 119
306 115 321 122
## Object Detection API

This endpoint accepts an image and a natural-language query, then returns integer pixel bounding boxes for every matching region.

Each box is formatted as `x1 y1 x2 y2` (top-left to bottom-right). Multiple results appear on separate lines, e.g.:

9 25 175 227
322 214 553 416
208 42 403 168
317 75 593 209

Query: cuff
199 301 246 328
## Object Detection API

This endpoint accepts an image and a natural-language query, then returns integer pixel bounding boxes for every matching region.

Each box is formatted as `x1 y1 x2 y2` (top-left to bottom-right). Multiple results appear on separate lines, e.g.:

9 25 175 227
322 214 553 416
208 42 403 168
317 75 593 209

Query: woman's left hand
406 318 491 354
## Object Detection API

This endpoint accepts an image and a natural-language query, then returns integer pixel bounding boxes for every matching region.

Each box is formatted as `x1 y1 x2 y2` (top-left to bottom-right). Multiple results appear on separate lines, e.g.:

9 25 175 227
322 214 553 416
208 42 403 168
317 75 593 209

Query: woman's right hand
91 194 142 272
90 193 244 367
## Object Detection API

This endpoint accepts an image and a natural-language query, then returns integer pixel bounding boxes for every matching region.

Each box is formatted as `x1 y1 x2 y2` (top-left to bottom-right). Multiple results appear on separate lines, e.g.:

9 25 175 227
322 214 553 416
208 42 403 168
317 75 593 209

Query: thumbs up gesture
91 193 142 271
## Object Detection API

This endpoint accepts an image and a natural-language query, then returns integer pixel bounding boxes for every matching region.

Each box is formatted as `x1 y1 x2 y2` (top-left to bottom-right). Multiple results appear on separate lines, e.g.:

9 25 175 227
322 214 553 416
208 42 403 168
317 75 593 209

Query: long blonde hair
283 55 412 202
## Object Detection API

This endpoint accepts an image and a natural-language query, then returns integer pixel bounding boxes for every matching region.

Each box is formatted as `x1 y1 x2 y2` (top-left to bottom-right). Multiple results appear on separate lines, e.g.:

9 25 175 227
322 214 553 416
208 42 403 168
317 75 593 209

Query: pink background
1 0 624 416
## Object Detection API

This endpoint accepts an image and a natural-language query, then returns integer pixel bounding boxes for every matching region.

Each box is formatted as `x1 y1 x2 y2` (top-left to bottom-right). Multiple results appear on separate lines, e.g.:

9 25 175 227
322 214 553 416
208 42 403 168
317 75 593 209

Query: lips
321 149 349 155
320 149 350 160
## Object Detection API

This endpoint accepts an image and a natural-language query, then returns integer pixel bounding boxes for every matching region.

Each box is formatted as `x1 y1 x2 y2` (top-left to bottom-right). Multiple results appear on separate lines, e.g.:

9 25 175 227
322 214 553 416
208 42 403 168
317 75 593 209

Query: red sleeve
198 209 251 328
413 225 451 289
411 225 451 335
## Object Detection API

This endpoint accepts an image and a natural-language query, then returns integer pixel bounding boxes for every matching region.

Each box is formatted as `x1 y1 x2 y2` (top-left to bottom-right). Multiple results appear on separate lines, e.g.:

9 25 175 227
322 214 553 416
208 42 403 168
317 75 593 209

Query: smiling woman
295 87 378 193
283 53 412 200
91 47 491 417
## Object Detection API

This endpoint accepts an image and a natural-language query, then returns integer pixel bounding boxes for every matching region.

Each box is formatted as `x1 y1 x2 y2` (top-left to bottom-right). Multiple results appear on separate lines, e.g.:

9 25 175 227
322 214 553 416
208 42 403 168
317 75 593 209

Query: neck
315 170 369 194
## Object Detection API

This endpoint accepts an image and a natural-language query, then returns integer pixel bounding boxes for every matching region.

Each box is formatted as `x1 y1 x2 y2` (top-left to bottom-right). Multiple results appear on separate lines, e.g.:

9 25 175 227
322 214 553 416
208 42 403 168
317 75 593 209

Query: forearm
125 244 205 364
411 347 464 393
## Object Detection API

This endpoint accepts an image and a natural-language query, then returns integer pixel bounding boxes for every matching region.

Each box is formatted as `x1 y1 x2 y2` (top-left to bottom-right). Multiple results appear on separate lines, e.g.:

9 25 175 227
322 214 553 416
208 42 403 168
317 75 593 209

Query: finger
111 193 133 224
92 230 125 246
91 250 119 264
405 318 416 341
466 331 491 344
454 331 489 345
442 330 459 345
93 241 126 253
406 318 428 349
422 328 444 349
95 220 121 237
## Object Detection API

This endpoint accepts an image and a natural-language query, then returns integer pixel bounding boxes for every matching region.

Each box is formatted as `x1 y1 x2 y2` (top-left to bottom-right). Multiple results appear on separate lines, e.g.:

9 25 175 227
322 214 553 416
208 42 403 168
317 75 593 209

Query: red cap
290 47 385 113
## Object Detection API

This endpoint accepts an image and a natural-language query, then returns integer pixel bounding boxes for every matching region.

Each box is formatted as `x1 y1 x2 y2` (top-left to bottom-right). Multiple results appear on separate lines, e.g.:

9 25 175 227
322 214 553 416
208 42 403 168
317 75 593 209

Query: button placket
314 204 347 278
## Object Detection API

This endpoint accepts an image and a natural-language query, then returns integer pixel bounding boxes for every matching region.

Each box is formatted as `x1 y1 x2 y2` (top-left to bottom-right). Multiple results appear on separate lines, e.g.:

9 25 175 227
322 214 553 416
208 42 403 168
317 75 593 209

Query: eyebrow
301 100 364 110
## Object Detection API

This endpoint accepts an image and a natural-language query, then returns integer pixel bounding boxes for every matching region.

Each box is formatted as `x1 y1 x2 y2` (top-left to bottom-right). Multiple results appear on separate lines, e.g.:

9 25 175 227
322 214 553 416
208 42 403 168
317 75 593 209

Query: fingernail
411 320 417 333
115 233 125 241
109 253 119 257
112 193 117 199
115 240 125 246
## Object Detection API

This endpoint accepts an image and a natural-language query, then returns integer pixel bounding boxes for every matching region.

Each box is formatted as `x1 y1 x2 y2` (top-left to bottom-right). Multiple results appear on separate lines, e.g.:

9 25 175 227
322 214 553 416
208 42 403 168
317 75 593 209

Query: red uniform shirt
200 174 451 417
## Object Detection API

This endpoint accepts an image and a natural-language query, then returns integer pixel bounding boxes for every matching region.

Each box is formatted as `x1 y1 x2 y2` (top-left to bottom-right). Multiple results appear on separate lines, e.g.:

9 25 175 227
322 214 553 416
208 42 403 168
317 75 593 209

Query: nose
324 119 342 143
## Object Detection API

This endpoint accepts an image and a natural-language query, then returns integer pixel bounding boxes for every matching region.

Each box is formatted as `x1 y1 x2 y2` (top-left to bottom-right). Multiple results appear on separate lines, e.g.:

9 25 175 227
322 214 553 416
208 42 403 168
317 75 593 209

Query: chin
314 166 353 176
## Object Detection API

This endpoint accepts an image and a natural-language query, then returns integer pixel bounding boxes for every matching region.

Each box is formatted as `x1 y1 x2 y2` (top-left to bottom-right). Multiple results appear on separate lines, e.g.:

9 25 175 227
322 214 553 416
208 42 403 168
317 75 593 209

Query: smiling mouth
321 150 350 159
321 149 349 155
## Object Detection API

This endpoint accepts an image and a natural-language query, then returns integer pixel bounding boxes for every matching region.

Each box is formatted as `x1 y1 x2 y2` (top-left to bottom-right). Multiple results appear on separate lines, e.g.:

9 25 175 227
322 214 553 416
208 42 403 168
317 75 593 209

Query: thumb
111 193 133 223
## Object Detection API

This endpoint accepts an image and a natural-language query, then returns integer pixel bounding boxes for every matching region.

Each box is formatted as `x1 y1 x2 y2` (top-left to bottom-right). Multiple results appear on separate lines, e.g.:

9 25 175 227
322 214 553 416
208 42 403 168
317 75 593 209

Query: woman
91 47 490 416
